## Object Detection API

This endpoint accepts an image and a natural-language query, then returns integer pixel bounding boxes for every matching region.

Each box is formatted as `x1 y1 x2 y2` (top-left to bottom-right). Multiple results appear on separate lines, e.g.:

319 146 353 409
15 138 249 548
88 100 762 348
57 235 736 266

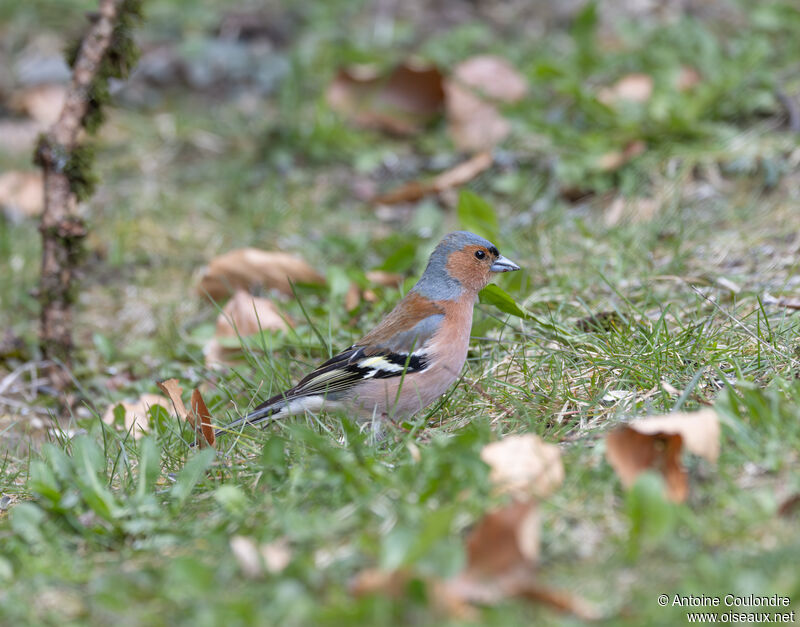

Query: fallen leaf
676 66 702 92
230 536 262 578
203 290 292 368
101 394 170 439
445 80 510 152
327 60 445 135
261 538 292 573
216 290 291 336
350 500 597 619
345 282 361 312
0 119 42 154
9 83 67 125
156 378 189 421
190 388 216 447
197 248 325 301
452 55 527 103
207 290 292 366
464 500 540 576
0 171 44 220
365 270 404 287
605 409 720 503
373 151 492 204
597 73 653 106
480 434 564 499
230 536 292 578
157 378 216 447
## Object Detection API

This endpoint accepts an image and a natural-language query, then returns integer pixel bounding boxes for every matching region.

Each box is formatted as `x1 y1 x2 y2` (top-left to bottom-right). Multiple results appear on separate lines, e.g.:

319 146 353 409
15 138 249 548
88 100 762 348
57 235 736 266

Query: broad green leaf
457 190 499 243
478 284 529 319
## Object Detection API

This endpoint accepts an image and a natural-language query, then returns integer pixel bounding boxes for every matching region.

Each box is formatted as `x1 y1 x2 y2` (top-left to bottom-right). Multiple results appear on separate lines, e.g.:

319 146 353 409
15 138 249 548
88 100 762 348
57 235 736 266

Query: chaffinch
219 231 519 436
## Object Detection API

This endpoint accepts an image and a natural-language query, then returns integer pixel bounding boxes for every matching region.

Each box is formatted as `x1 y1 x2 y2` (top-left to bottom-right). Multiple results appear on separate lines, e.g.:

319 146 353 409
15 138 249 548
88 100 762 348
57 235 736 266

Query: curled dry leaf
156 378 216 447
605 409 720 503
480 434 564 499
205 290 292 366
101 393 170 439
597 73 653 106
215 290 292 337
156 378 188 421
0 171 44 220
372 151 492 205
9 83 68 125
197 248 325 301
445 80 510 153
190 388 216 447
365 270 404 288
452 55 528 104
230 536 262 578
326 60 445 135
230 536 292 578
345 282 361 312
351 500 598 619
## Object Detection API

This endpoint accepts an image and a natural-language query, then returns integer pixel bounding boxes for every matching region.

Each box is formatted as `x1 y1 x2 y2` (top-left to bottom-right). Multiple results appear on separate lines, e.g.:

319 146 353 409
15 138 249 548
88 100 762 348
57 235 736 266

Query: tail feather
213 390 291 439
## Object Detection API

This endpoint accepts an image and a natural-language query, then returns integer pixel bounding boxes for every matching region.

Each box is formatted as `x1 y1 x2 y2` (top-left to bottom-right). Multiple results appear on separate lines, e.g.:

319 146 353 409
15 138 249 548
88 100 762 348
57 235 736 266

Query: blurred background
2 2 800 624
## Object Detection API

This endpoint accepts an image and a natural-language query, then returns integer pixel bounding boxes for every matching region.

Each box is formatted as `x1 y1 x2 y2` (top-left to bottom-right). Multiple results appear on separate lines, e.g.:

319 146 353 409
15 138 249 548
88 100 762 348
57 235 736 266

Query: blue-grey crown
411 231 497 301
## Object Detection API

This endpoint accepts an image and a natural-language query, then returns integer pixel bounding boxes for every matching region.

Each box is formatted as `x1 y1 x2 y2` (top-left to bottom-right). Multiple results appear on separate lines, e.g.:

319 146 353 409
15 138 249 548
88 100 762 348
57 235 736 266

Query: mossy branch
36 0 143 393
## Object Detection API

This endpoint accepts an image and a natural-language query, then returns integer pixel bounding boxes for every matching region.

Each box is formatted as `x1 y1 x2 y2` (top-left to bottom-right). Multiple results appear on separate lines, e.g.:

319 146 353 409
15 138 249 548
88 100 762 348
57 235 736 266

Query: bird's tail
213 393 290 440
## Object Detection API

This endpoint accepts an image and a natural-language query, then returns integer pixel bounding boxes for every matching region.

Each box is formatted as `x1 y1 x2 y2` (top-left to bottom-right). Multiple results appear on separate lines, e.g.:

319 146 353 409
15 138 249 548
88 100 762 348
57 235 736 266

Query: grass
2 0 800 624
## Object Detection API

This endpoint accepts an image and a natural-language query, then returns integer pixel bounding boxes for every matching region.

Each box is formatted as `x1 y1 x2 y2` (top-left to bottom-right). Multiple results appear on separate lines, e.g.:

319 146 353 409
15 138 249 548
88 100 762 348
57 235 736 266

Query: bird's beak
490 255 520 272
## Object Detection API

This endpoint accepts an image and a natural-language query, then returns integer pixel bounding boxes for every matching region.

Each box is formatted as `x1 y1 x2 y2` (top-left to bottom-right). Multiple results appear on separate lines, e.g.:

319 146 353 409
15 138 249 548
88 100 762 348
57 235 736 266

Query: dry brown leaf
157 379 217 447
0 171 44 220
445 79 510 152
597 73 653 106
230 536 262 578
0 119 42 154
605 409 720 503
452 55 528 103
465 500 540 575
480 434 564 499
197 248 325 301
9 83 67 125
350 500 597 619
156 378 189 421
365 270 404 288
190 388 216 447
205 291 292 367
676 66 702 92
326 60 445 135
345 282 361 312
596 139 646 172
101 394 170 439
215 290 291 337
261 538 292 574
373 151 492 204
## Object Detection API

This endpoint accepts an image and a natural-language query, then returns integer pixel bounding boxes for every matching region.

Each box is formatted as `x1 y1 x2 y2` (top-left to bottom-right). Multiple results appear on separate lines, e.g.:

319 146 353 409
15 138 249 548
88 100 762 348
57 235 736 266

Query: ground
1 0 800 625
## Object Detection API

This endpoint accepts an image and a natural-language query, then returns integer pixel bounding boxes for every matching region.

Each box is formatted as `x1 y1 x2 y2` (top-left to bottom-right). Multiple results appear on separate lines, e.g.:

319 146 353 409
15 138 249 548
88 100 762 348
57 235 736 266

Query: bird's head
412 231 520 300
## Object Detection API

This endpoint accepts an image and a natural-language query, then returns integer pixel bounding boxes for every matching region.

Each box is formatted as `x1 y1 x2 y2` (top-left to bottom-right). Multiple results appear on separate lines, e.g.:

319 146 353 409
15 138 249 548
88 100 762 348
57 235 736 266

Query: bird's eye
475 250 486 259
